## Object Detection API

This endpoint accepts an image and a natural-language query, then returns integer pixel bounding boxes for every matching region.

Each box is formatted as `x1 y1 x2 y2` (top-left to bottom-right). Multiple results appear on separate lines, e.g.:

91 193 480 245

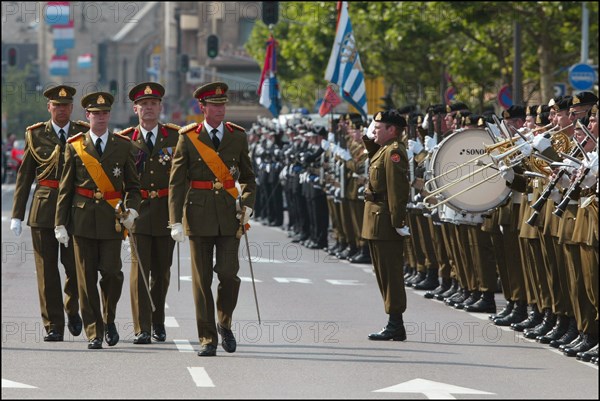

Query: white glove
408 139 424 155
341 149 352 161
54 225 69 247
395 226 411 236
321 139 330 151
328 132 335 143
170 223 184 242
405 147 414 160
365 120 376 139
421 113 430 130
424 135 437 153
581 153 598 188
549 188 562 204
237 207 253 225
10 218 22 237
532 134 552 152
120 208 138 230
514 138 533 157
499 161 515 183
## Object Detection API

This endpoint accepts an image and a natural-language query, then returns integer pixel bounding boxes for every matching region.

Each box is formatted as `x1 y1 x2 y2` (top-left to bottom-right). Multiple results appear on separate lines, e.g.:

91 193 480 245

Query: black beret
552 96 573 111
374 110 407 128
535 112 551 126
572 91 598 107
446 102 470 113
502 105 526 119
427 104 447 115
397 104 417 115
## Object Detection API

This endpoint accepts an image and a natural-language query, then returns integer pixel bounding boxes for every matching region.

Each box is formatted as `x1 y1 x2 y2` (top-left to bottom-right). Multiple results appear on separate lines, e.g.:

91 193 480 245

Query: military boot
368 314 407 341
577 343 599 362
511 305 543 332
424 277 451 299
435 279 458 301
538 314 570 344
489 300 514 321
349 245 371 264
524 309 556 339
493 301 528 326
550 317 579 348
414 268 439 291
564 333 598 357
403 266 415 281
406 270 426 288
455 290 480 310
464 291 496 313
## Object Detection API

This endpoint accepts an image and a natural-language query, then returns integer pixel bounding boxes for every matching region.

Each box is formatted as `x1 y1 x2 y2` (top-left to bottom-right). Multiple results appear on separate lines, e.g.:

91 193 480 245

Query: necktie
211 128 220 149
146 131 154 153
58 129 66 144
95 138 103 157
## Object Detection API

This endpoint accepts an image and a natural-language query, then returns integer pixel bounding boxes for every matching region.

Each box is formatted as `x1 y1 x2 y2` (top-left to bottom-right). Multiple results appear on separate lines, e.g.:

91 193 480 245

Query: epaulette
67 132 84 143
26 122 45 131
116 126 135 137
163 122 181 131
75 120 90 128
225 122 246 133
113 132 132 141
178 122 198 135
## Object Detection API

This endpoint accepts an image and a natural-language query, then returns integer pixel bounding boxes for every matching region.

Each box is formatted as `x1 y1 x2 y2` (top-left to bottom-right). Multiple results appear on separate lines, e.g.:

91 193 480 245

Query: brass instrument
529 123 573 174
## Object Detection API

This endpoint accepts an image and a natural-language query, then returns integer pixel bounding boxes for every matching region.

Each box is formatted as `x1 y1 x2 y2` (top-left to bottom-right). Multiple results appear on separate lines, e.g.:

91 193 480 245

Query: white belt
579 196 591 206
528 193 534 202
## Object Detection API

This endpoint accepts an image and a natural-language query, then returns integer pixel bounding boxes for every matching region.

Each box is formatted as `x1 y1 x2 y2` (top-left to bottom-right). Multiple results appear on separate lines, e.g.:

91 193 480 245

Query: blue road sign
568 63 597 91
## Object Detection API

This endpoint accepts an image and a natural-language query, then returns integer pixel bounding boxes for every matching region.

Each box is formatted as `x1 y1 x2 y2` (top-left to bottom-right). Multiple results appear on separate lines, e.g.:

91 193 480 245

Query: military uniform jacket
122 123 180 236
55 131 141 239
12 119 90 228
169 122 256 237
361 136 410 240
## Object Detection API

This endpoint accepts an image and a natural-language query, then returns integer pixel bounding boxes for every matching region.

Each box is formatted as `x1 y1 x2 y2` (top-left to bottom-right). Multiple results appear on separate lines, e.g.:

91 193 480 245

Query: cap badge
215 86 223 95
97 95 105 104
375 112 382 120
59 88 67 97
572 96 580 105
144 85 153 95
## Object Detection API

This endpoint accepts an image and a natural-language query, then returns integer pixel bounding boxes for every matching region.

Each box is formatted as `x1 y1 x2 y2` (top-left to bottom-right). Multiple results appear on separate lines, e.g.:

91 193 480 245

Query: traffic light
8 48 17 66
109 80 118 95
379 95 395 111
207 35 219 59
262 1 279 25
178 54 189 73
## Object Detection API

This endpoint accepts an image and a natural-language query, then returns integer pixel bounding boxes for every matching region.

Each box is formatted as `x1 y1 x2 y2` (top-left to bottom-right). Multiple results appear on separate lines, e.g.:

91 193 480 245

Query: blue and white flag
324 1 368 118
258 35 282 118
45 2 71 26
49 54 69 76
53 21 74 51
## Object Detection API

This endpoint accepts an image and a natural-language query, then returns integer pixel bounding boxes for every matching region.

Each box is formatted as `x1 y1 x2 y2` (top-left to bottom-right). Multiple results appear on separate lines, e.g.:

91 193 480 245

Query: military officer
119 82 180 344
55 92 141 349
169 82 256 356
10 85 87 342
362 110 410 341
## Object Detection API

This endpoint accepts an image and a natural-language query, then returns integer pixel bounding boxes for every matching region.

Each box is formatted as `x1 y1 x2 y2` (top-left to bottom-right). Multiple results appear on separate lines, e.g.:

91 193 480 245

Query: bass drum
428 128 511 213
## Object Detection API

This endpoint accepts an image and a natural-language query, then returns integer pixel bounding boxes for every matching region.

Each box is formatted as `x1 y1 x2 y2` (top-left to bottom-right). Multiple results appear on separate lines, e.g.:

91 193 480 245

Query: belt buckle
213 181 223 190
149 190 158 199
94 190 103 200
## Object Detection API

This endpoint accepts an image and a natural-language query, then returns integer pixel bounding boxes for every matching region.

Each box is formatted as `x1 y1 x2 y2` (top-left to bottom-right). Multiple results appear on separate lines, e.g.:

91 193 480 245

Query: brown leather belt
38 179 59 188
364 192 388 202
190 180 235 190
76 187 122 200
141 188 169 199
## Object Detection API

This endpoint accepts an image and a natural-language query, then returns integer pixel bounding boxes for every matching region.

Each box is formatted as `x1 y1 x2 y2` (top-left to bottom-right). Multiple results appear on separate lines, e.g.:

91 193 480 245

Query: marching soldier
362 110 411 341
119 82 180 344
55 92 141 349
169 82 256 356
10 85 87 342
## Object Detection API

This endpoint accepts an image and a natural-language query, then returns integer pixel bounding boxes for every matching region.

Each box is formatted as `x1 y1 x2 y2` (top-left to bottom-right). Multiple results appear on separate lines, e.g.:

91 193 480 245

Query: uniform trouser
130 233 175 335
339 200 356 249
455 225 476 290
441 223 464 287
548 235 573 316
580 243 599 320
525 238 552 310
428 219 451 279
311 193 329 246
368 238 407 315
350 199 366 247
73 236 123 341
415 212 438 270
519 238 539 306
564 242 597 336
189 235 240 346
466 225 497 292
31 227 79 335
327 198 345 244
491 229 525 302
407 211 425 270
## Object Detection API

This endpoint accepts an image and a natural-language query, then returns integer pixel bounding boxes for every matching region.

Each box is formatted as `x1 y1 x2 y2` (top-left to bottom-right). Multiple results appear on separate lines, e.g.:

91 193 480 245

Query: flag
45 2 70 26
319 83 342 117
324 1 368 118
257 35 282 118
77 53 92 69
49 54 69 76
53 20 75 51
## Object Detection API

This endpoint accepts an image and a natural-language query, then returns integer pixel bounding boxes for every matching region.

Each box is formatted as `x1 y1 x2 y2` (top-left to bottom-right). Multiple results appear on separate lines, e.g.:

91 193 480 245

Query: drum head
429 129 511 213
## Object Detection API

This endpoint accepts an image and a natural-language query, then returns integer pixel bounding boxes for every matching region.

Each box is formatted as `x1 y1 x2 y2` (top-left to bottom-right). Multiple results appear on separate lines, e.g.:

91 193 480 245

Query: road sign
553 83 566 97
497 84 512 109
568 63 597 91
445 86 457 104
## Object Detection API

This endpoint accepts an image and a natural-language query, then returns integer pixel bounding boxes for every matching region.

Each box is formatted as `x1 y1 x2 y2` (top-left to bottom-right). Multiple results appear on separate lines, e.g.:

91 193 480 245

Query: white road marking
273 277 312 284
2 378 37 388
374 378 493 399
173 339 195 352
187 367 215 387
164 316 179 327
325 279 364 285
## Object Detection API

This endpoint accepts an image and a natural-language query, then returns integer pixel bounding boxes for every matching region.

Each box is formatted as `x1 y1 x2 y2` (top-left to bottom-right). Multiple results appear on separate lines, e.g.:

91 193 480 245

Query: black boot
511 305 543 332
424 278 451 299
465 291 496 313
349 245 371 264
550 317 579 348
493 301 528 326
564 333 598 357
368 314 407 341
406 270 426 287
455 290 480 310
435 279 458 301
403 266 415 281
414 268 440 291
577 343 599 362
524 309 556 339
445 289 469 307
489 300 514 321
538 314 570 344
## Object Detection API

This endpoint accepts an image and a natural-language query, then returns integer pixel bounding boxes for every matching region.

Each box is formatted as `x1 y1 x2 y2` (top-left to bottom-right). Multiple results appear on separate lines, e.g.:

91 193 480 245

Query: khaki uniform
55 131 141 341
122 123 180 336
12 119 89 335
362 136 409 315
169 122 256 347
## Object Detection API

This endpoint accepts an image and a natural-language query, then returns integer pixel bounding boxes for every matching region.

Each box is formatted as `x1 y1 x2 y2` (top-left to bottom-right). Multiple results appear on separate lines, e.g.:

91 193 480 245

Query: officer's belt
76 187 122 200
38 179 59 189
141 188 169 199
190 180 235 190
364 192 388 202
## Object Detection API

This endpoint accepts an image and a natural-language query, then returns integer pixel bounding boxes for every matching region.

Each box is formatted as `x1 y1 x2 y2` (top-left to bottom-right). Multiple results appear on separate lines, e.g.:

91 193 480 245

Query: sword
177 242 180 292
240 209 261 325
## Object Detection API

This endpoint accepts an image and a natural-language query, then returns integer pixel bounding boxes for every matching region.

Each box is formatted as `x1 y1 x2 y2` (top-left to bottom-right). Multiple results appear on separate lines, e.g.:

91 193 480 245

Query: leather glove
10 218 22 237
408 139 424 155
549 188 563 204
237 207 253 225
54 225 69 247
170 223 184 242
424 135 437 153
120 208 138 230
365 120 376 139
498 161 515 183
395 226 411 236
532 134 552 152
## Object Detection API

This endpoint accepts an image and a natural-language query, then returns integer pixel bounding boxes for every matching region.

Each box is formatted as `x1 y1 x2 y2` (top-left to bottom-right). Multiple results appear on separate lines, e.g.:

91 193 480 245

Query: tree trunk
538 34 554 103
